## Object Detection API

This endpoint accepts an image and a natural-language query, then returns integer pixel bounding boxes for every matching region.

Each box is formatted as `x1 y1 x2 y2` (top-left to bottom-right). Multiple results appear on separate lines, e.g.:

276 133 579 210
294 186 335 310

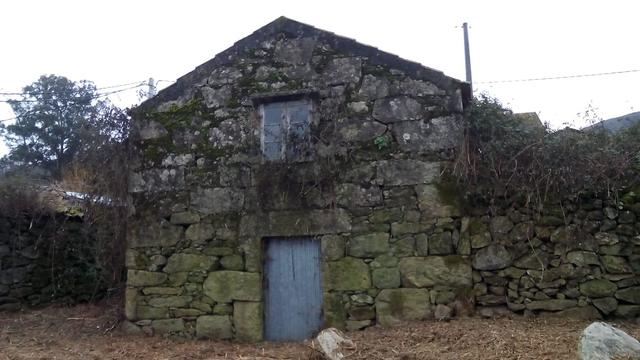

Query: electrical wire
476 69 640 84
0 80 147 96
0 83 145 104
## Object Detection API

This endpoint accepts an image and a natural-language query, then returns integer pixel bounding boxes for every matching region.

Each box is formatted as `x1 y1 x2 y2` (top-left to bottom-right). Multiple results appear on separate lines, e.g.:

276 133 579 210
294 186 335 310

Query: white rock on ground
578 322 640 360
313 328 356 360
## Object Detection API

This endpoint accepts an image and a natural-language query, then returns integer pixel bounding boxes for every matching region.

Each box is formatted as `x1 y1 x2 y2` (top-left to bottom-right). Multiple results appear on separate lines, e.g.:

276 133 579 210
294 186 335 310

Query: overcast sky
1 0 639 156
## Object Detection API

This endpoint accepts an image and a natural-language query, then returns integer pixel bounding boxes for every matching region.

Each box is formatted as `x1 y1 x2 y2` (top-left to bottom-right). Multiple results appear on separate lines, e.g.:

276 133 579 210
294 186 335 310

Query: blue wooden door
264 236 323 341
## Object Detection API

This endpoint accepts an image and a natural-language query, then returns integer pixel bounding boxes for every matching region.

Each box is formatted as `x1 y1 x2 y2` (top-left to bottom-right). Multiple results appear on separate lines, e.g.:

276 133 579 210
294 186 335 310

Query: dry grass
1 300 639 360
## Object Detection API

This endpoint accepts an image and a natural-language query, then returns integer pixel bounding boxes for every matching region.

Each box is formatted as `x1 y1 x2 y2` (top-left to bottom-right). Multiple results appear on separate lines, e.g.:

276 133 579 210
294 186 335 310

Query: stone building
125 16 470 340
125 16 640 341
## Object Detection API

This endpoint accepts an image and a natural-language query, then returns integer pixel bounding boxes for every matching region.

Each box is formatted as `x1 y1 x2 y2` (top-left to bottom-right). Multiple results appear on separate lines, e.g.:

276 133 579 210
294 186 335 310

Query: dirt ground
1 299 639 360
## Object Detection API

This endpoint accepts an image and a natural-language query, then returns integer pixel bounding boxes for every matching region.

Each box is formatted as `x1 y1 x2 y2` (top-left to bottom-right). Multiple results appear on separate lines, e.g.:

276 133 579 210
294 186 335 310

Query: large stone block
321 235 345 261
567 251 600 267
136 305 168 320
325 57 361 85
416 184 461 218
127 270 168 287
593 297 618 315
579 279 617 298
190 187 244 215
336 183 382 208
196 315 233 339
602 256 632 274
376 288 431 326
399 256 472 288
125 288 137 320
376 160 439 186
273 38 316 65
323 292 346 329
392 116 462 154
428 232 454 255
323 257 371 291
372 97 423 123
615 287 640 304
358 74 389 100
335 118 387 143
170 211 200 225
163 253 217 273
472 244 513 271
233 302 263 342
201 85 231 108
151 319 185 334
147 296 192 308
184 223 215 242
129 168 185 193
525 299 577 311
347 233 390 258
262 209 351 236
128 220 183 248
137 120 168 140
372 268 401 289
203 271 261 302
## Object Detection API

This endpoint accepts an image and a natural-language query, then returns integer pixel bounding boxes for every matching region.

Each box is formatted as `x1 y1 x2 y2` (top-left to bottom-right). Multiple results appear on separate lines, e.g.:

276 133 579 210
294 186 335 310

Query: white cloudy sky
1 0 639 155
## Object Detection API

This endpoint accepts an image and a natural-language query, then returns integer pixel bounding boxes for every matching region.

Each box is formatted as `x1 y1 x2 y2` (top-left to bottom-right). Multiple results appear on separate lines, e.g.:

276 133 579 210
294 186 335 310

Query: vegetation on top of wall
454 94 640 207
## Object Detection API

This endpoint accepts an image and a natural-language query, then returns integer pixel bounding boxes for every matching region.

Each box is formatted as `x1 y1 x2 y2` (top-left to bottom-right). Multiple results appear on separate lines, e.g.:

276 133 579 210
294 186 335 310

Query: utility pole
147 77 156 99
462 22 473 93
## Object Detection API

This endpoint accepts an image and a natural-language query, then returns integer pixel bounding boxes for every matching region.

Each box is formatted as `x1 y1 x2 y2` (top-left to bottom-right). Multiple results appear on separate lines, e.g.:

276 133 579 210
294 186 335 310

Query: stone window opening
259 98 313 162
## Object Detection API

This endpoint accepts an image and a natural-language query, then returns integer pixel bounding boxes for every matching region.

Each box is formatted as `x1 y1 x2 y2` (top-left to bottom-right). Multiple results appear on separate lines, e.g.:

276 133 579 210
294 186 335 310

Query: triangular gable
137 16 470 112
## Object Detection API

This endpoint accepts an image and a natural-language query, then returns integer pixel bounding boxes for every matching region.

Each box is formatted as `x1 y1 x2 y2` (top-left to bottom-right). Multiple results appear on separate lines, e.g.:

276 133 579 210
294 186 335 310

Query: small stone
346 320 371 331
121 320 143 335
429 232 454 255
151 319 184 334
347 102 368 113
434 304 453 321
170 211 200 225
163 254 217 273
350 294 374 305
347 233 390 258
592 297 618 315
595 232 619 246
525 299 577 311
602 256 632 274
615 287 640 304
472 244 513 271
348 306 375 320
220 255 244 270
127 270 168 287
490 216 514 236
196 315 232 339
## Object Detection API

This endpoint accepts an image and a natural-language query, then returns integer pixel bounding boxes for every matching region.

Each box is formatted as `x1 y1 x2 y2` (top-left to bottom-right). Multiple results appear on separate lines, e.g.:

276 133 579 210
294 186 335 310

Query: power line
476 68 640 84
0 83 145 104
0 80 146 96
0 84 145 121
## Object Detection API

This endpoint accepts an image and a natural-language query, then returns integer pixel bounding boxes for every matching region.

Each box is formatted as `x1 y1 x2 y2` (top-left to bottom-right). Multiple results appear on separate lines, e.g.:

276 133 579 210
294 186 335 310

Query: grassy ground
1 299 639 360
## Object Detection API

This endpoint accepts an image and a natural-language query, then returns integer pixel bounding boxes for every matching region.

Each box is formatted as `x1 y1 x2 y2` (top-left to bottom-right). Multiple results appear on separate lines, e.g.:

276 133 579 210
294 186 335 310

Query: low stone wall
0 214 101 310
468 196 640 319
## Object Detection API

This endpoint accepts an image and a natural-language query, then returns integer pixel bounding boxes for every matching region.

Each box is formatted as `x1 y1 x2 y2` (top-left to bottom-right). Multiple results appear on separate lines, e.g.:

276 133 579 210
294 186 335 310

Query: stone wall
125 20 468 340
126 19 640 341
0 214 100 310
467 196 640 319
